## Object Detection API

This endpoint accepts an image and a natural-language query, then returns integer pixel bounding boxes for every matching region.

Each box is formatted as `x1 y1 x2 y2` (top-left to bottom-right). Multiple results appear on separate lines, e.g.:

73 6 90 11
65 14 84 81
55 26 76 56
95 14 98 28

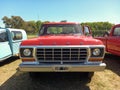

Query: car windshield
39 24 83 35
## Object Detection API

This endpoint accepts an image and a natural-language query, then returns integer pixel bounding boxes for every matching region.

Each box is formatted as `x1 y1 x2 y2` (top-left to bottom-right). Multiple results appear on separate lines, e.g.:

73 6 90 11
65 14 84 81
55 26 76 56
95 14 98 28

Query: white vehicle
0 28 27 62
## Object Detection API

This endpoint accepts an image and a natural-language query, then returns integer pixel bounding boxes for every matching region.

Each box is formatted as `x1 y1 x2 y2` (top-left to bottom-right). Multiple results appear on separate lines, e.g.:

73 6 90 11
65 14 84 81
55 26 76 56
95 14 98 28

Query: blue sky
0 0 120 27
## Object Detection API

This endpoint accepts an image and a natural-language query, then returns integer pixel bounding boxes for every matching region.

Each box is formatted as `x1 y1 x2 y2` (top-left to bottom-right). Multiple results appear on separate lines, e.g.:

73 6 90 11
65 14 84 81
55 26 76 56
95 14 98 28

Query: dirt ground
0 54 120 90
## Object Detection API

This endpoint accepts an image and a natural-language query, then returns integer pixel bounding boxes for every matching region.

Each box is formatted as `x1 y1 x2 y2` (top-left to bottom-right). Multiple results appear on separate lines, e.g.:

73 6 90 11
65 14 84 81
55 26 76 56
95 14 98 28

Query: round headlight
92 48 101 56
23 49 31 56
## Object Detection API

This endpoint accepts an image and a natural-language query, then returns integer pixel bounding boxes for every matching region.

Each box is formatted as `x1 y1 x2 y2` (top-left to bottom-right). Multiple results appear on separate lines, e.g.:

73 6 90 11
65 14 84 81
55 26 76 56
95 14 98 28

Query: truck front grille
36 47 88 62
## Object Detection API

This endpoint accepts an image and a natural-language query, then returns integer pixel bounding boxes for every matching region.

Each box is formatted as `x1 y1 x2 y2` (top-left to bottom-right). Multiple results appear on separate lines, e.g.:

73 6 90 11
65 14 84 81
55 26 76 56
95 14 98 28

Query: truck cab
0 28 27 62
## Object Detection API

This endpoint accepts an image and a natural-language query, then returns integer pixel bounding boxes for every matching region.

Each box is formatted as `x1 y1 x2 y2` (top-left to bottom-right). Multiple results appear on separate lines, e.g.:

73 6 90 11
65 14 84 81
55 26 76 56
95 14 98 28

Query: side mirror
83 26 92 36
103 31 109 37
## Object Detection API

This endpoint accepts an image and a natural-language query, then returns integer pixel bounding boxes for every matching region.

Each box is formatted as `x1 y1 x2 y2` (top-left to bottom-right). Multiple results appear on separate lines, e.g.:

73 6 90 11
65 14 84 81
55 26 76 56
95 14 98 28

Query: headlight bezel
92 48 101 56
90 47 104 57
20 48 33 57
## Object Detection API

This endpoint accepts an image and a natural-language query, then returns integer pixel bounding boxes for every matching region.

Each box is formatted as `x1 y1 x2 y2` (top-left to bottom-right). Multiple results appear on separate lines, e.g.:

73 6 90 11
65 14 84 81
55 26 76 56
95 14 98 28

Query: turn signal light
22 58 35 62
89 58 103 62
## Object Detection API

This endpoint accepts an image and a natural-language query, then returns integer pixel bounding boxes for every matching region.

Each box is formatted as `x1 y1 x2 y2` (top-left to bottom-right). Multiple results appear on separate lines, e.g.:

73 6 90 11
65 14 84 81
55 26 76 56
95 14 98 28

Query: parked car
19 22 106 78
96 24 120 56
0 28 27 62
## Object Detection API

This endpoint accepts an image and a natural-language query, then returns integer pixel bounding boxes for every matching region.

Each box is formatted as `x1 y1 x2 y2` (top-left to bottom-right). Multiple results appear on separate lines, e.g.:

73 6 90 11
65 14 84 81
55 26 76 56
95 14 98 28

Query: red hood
21 35 103 46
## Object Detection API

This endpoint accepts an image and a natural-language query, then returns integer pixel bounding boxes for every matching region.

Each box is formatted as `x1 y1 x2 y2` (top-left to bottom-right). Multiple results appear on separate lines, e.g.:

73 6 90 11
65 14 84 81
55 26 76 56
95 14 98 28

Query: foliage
81 22 114 36
81 22 114 31
2 16 24 29
2 16 42 34
2 16 114 36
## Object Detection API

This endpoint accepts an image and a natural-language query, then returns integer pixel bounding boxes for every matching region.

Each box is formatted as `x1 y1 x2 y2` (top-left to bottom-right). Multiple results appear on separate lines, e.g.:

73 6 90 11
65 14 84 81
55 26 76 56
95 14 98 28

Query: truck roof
7 28 25 32
113 24 120 27
0 28 26 34
0 28 25 31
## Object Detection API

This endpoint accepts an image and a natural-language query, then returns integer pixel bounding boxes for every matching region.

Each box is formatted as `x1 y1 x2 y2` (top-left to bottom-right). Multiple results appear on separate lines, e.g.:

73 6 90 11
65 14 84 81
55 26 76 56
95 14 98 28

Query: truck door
107 27 120 55
0 29 12 61
11 30 23 55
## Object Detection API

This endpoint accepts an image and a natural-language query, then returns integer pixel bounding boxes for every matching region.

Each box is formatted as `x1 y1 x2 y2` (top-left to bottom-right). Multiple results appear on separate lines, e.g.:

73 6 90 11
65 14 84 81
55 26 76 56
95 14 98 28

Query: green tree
24 21 37 33
11 16 25 29
81 22 114 36
2 16 25 29
2 16 44 34
36 20 42 33
2 16 12 28
2 16 114 36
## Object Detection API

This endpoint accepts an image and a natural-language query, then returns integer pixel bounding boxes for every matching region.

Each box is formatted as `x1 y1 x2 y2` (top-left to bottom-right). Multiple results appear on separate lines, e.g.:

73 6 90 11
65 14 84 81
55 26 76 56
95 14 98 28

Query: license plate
53 66 70 71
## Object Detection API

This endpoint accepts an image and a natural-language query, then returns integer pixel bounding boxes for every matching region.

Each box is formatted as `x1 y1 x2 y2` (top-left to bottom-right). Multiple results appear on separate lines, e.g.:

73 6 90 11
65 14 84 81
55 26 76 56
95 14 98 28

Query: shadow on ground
104 53 120 76
0 56 19 66
0 72 91 90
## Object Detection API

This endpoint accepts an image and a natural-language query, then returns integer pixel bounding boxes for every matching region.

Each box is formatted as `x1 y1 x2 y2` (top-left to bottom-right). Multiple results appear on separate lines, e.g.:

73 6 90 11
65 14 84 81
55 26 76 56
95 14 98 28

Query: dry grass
0 54 120 90
27 34 37 39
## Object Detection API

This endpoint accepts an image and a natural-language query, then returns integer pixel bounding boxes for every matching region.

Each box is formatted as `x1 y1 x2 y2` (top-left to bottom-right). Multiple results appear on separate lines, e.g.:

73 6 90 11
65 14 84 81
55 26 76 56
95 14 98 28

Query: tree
81 22 113 31
2 16 12 28
81 22 114 36
11 16 25 29
24 21 37 33
2 16 114 35
2 16 25 29
36 20 42 33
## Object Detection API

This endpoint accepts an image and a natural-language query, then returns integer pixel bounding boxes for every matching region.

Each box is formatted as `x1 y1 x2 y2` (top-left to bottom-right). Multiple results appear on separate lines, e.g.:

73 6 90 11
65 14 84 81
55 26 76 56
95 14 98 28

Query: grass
27 34 37 39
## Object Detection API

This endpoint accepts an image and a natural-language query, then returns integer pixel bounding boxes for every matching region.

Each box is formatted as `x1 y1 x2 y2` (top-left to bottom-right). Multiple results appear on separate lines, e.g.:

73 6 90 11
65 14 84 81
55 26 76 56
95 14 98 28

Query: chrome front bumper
19 63 106 72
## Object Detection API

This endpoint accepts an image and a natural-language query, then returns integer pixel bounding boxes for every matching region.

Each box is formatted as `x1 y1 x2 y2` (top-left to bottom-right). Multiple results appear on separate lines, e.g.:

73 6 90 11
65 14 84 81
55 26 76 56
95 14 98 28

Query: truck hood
21 35 103 46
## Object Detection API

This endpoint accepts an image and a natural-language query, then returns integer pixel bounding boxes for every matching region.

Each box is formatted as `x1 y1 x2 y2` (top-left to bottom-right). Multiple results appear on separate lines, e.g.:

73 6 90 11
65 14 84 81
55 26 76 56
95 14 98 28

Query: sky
0 0 120 27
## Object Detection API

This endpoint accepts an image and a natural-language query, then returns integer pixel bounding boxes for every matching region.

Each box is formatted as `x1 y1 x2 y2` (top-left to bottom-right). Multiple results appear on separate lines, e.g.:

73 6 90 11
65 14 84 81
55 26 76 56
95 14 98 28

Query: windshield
39 24 83 35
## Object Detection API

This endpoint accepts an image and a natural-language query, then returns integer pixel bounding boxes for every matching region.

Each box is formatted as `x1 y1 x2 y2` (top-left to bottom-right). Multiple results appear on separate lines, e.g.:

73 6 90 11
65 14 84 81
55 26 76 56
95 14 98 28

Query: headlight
91 48 104 57
89 47 105 61
23 49 31 56
20 48 33 57
92 48 101 56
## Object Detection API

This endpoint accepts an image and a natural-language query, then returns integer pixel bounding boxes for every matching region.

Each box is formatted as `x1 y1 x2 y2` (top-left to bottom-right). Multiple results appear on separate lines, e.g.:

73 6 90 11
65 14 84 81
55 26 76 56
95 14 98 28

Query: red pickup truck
19 22 106 78
96 24 120 56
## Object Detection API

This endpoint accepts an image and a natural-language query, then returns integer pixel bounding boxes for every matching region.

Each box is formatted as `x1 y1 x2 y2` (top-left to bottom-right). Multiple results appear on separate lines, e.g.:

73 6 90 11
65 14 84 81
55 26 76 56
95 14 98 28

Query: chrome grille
36 47 88 62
